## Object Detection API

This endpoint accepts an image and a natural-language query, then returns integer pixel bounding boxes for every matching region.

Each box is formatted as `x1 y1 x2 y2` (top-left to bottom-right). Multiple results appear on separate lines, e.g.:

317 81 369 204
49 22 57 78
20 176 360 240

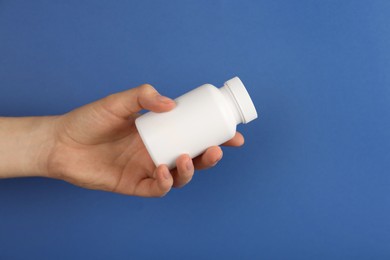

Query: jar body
135 84 237 169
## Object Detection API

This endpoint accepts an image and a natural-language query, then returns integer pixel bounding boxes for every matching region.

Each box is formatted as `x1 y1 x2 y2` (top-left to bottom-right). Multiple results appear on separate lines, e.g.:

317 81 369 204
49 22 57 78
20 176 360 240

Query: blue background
0 0 389 259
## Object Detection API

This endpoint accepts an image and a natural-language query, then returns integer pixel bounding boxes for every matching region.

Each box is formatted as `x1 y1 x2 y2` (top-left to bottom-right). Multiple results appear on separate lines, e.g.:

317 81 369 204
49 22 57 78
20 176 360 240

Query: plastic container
135 77 258 169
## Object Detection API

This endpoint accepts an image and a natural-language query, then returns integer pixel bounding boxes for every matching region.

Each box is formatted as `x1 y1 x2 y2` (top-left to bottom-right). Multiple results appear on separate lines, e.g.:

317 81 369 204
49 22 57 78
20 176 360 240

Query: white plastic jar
135 77 258 169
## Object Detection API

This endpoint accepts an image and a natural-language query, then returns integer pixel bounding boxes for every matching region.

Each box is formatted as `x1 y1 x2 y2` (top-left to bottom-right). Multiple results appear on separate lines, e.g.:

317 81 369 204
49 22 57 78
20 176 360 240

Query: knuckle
138 83 156 94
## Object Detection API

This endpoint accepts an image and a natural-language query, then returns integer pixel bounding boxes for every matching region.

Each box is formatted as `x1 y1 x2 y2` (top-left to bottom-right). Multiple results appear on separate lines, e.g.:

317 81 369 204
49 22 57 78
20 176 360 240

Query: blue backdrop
1 0 389 259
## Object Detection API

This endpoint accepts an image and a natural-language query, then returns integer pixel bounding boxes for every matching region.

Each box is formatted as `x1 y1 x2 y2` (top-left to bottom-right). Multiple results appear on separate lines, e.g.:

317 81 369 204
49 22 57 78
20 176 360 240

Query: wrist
26 116 60 178
0 116 59 178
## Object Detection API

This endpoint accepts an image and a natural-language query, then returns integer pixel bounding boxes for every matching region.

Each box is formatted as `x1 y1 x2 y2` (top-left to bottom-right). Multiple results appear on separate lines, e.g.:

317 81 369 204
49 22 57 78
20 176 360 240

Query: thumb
100 84 176 119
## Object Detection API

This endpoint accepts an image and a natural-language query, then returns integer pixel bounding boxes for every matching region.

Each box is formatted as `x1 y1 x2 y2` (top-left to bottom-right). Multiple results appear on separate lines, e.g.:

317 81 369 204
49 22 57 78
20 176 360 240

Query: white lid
224 77 258 124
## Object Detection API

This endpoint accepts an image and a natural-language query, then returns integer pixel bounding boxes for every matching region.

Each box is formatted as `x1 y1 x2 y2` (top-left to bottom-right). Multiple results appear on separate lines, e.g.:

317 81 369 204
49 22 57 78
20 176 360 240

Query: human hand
3 84 244 197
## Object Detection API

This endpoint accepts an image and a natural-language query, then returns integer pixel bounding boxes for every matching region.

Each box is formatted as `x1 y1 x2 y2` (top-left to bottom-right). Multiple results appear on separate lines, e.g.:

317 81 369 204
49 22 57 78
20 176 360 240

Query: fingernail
186 158 193 171
156 95 174 104
162 167 171 180
213 155 222 166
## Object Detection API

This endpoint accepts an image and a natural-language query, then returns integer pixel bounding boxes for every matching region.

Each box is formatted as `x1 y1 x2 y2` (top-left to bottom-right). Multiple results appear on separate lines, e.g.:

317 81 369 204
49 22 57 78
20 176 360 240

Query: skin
0 84 244 197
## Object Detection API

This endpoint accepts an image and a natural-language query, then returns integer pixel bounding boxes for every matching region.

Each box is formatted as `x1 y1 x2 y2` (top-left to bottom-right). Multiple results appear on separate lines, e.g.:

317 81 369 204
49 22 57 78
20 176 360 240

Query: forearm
0 116 57 178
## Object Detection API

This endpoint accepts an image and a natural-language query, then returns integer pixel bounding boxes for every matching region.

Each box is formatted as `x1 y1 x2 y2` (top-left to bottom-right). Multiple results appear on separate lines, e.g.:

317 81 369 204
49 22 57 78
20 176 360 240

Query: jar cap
224 77 258 124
